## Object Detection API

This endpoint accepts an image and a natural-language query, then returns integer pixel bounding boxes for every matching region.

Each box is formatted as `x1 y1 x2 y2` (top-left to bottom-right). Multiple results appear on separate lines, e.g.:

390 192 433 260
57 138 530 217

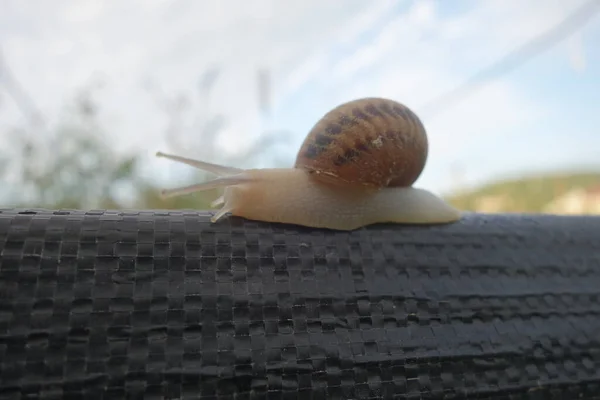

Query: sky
1 0 599 199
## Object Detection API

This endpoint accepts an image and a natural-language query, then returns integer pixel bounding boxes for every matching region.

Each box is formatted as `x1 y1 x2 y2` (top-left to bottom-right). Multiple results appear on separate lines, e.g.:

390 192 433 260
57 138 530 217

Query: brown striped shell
294 97 428 188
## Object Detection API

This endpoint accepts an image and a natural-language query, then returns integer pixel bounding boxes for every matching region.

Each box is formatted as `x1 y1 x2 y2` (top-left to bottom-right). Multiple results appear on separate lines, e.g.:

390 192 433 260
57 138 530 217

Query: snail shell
155 97 461 230
295 97 428 188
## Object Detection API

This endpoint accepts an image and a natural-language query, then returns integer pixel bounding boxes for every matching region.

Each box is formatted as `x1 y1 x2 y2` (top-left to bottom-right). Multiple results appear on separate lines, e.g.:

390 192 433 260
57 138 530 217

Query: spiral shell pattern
294 97 428 188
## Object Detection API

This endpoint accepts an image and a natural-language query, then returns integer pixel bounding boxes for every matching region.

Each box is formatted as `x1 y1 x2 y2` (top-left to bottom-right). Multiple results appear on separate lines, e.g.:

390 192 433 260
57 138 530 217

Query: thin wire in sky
0 47 45 129
419 0 600 119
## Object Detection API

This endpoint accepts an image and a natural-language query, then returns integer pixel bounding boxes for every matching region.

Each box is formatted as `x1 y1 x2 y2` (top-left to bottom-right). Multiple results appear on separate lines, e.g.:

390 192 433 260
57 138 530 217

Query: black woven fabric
1 208 600 399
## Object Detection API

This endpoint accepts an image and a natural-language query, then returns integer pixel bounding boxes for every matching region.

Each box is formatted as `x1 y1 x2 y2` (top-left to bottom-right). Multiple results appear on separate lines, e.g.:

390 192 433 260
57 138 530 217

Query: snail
156 97 461 230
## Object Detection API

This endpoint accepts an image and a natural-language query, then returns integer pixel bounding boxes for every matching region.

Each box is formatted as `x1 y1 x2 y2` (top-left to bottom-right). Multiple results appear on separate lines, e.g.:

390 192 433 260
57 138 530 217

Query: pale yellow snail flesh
156 97 461 230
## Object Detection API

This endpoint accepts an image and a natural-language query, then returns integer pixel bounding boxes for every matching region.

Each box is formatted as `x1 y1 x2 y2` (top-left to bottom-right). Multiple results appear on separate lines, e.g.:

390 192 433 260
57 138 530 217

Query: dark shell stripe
304 100 421 160
295 98 428 187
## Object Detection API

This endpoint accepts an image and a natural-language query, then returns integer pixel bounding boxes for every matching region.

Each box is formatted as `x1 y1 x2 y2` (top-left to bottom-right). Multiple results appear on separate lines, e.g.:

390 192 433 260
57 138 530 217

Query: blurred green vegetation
3 83 154 210
447 172 600 213
2 72 291 211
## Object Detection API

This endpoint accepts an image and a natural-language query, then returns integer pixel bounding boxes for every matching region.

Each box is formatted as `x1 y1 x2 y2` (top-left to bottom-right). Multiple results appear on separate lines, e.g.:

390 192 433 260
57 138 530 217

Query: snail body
156 97 461 230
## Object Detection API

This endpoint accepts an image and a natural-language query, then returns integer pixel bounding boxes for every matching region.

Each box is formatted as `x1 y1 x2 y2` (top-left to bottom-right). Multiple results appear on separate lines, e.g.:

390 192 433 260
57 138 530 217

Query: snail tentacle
155 152 254 223
159 174 251 198
156 151 243 176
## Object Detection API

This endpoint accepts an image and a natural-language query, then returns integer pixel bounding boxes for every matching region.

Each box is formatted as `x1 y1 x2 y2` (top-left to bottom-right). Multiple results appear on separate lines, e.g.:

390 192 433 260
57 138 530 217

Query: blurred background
1 0 599 215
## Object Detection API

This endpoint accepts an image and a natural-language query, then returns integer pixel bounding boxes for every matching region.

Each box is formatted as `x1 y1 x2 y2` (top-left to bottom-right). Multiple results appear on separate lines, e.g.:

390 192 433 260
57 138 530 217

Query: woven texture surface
1 208 600 399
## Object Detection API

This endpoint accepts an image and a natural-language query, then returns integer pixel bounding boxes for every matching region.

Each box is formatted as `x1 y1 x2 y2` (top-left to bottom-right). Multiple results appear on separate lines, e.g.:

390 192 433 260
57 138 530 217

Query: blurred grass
447 172 600 212
2 72 286 212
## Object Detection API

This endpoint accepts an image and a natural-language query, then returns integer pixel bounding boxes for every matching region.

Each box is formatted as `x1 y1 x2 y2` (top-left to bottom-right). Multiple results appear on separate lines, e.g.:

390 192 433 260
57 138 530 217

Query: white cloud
568 31 587 72
62 0 105 23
